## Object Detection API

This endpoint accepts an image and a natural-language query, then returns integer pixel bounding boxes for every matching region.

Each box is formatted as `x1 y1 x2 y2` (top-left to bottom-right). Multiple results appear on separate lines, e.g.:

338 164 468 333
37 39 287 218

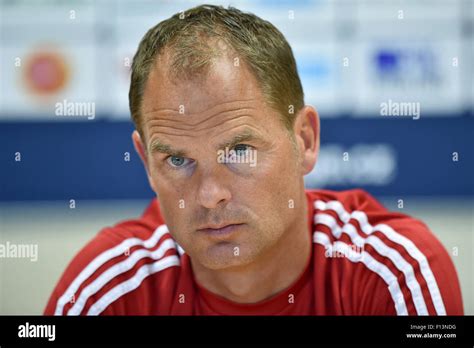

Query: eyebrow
217 130 263 151
149 129 264 157
148 139 188 157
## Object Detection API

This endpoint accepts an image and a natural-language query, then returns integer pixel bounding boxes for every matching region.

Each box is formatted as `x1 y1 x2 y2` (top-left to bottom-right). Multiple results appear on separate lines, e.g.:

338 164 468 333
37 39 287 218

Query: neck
191 196 311 303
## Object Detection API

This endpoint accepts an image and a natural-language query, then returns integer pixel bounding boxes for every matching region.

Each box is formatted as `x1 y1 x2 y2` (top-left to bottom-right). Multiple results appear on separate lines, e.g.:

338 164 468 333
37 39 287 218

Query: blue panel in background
0 116 472 201
1 121 153 201
307 116 473 197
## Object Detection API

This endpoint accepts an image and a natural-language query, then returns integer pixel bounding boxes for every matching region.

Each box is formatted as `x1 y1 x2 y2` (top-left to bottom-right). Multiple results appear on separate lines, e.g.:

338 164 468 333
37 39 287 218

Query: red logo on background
24 51 69 95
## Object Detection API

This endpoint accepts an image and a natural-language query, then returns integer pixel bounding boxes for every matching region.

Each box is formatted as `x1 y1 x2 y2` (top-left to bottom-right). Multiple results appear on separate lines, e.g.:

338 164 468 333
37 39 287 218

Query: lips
197 223 244 237
198 223 240 230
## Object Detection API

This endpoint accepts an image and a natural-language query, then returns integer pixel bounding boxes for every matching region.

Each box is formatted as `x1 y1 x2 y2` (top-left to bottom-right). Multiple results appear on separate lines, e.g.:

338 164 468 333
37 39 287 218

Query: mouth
196 223 245 237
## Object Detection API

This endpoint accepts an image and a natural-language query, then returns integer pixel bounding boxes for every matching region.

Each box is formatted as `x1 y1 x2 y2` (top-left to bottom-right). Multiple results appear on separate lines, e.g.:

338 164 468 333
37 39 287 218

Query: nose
196 165 232 209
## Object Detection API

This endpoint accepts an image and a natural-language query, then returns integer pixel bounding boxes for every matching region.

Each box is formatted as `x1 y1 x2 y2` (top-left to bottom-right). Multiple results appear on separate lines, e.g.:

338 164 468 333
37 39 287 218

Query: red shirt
44 189 463 315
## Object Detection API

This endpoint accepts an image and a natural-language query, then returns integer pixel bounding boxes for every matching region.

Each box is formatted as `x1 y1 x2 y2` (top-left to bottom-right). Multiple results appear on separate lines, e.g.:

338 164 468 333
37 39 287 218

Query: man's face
137 52 307 270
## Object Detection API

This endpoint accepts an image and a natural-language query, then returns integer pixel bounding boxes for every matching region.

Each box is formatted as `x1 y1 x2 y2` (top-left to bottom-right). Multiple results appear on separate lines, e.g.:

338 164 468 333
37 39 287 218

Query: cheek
152 174 188 229
233 158 297 218
248 145 300 219
256 143 299 190
149 157 187 195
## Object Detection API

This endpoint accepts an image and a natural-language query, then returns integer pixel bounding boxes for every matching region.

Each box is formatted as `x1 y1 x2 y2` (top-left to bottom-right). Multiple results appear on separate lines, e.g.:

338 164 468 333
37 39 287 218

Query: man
45 5 463 315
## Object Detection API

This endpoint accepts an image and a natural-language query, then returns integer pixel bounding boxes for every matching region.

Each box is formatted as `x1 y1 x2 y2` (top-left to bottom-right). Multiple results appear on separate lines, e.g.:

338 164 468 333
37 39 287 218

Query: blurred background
0 0 472 314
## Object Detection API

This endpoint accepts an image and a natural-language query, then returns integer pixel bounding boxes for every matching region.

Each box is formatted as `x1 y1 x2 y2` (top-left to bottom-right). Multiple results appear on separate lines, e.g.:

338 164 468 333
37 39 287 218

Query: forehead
140 52 267 124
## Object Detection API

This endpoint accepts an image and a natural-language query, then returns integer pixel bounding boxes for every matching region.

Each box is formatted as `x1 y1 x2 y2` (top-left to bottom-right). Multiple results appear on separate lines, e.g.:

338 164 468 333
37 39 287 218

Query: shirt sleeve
358 215 464 315
43 228 124 316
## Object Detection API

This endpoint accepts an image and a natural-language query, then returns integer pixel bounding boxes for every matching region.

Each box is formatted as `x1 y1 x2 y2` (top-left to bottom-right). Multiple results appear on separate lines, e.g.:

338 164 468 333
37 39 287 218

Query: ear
132 130 158 193
293 105 320 175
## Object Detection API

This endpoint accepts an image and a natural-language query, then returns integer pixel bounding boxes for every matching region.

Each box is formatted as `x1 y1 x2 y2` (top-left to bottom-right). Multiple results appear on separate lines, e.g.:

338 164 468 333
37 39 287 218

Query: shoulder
44 198 182 315
307 189 463 315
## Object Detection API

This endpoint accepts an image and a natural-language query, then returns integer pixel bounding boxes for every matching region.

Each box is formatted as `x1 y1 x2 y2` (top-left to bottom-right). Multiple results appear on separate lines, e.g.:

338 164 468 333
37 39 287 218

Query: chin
196 242 258 270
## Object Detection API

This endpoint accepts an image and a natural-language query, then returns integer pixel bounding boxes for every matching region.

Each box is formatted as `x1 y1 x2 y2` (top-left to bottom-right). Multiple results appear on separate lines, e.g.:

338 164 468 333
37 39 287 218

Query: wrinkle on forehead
142 99 267 146
147 115 262 145
143 99 259 131
142 98 256 118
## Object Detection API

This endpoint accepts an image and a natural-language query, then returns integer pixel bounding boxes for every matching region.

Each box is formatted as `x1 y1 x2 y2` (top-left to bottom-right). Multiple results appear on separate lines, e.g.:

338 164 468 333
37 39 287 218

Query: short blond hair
129 4 304 133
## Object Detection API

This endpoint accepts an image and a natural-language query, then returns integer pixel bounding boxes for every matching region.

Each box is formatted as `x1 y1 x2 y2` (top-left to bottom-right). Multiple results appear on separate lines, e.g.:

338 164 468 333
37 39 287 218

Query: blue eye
166 156 189 168
233 144 251 156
